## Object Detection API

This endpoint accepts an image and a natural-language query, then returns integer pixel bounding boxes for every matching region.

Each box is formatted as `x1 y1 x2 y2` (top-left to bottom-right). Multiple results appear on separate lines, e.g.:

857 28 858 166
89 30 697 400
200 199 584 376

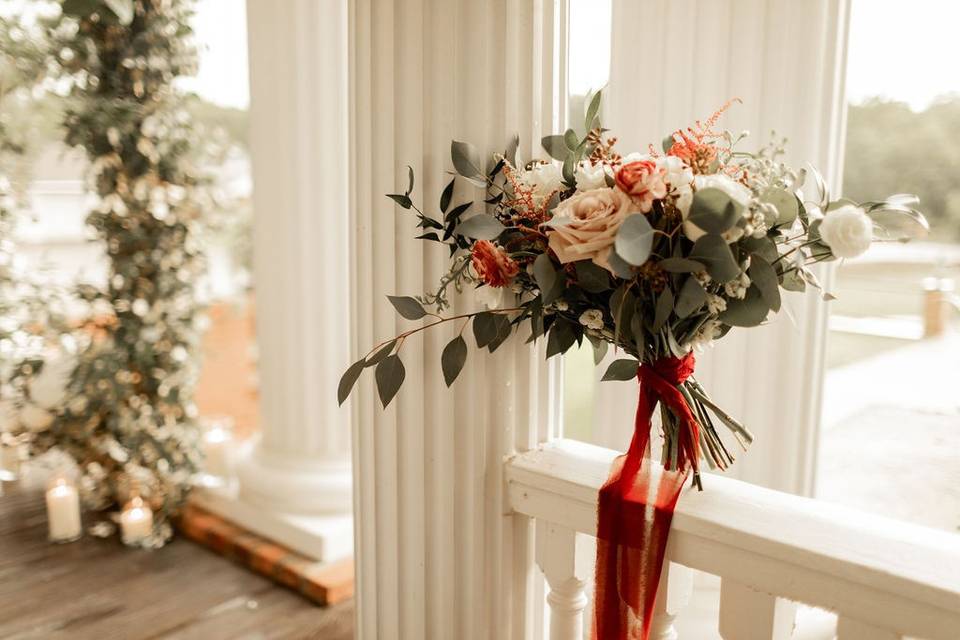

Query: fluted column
237 0 352 516
195 0 353 563
349 1 565 637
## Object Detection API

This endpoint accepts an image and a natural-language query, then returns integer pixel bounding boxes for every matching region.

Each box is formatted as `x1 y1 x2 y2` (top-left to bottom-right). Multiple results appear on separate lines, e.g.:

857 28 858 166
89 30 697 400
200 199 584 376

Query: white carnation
818 204 873 259
574 161 609 191
578 309 605 330
656 155 694 191
523 162 562 198
676 174 752 242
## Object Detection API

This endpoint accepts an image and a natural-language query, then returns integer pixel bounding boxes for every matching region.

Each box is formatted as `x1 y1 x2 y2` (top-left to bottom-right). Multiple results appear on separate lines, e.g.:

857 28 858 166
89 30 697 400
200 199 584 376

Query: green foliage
843 97 960 240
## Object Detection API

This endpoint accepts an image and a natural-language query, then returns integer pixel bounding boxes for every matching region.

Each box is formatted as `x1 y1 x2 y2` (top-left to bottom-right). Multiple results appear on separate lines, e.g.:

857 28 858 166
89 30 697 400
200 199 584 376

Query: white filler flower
819 204 873 259
579 309 605 330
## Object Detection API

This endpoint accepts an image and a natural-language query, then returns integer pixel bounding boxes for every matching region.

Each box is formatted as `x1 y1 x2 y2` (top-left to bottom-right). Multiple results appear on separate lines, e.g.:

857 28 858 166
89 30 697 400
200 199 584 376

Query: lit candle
120 496 154 546
201 420 235 480
46 475 82 543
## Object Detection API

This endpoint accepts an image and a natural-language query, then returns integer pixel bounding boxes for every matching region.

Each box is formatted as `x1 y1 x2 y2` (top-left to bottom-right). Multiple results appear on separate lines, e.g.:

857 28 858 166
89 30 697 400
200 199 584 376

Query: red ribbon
593 353 700 640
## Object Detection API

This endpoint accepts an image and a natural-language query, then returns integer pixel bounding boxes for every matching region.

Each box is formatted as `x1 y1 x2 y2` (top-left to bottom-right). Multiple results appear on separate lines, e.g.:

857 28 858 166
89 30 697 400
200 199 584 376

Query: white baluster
837 616 902 640
536 522 589 640
719 578 797 640
648 563 694 640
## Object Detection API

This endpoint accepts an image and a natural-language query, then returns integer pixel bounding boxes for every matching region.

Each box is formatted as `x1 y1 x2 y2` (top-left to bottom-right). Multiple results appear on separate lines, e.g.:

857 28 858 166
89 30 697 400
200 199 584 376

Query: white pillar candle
46 476 82 543
202 424 234 479
120 496 153 546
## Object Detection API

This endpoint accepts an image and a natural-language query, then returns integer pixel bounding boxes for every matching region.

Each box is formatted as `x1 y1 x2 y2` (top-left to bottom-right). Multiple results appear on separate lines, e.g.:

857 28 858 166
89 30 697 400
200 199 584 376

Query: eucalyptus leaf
533 254 561 303
441 335 467 387
688 188 742 234
584 90 602 131
405 165 415 196
762 187 799 227
658 257 705 273
387 295 427 320
451 140 485 185
589 336 609 365
718 285 769 327
748 256 781 312
439 178 455 213
606 250 635 279
602 358 639 381
365 340 397 367
541 135 569 162
387 193 413 209
574 261 611 293
653 288 674 332
661 134 675 154
455 214 505 240
690 234 740 282
337 359 365 405
473 312 497 348
614 214 655 266
375 355 406 408
546 320 576 358
487 314 514 353
564 128 579 151
675 277 707 318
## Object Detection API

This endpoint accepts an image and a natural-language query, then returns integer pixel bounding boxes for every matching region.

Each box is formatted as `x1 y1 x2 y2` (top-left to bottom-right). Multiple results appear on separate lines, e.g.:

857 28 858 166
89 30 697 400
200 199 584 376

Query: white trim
508 439 960 640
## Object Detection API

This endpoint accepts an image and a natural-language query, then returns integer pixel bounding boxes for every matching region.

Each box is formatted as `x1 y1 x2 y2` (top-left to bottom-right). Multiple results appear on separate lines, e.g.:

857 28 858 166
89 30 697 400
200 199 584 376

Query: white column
349 1 565 638
604 0 851 494
194 0 353 563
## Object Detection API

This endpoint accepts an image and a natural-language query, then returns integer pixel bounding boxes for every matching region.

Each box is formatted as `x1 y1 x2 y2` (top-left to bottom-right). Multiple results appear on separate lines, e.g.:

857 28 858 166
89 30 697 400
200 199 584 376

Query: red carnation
471 240 519 288
615 160 667 213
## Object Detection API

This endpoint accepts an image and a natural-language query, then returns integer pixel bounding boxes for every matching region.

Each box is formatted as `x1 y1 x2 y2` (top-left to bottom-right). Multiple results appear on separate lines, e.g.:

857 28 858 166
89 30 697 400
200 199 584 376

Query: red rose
614 160 667 213
471 240 519 288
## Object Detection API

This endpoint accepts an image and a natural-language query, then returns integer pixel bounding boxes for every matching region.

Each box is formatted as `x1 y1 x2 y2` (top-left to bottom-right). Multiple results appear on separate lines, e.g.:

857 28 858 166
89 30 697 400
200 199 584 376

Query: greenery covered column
33 0 208 544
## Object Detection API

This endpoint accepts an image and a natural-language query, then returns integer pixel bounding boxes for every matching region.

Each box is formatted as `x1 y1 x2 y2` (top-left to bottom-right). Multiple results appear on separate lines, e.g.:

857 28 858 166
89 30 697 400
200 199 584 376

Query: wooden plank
0 489 352 639
506 439 960 640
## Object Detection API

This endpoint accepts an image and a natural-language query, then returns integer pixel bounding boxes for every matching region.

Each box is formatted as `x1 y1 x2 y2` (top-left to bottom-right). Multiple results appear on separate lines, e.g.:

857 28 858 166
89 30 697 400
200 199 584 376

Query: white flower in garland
818 204 873 259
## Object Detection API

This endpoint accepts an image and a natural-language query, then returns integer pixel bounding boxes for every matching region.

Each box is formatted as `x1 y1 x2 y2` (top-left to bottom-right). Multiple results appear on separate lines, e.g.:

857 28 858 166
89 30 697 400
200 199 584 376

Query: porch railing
506 439 960 640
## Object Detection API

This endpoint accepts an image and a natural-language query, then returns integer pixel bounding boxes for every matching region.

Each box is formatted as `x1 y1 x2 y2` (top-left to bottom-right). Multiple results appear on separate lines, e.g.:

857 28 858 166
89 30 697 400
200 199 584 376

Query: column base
192 482 353 563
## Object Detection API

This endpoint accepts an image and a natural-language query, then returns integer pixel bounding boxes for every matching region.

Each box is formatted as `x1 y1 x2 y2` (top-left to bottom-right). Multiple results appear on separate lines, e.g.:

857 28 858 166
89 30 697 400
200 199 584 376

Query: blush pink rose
546 187 635 274
615 159 668 213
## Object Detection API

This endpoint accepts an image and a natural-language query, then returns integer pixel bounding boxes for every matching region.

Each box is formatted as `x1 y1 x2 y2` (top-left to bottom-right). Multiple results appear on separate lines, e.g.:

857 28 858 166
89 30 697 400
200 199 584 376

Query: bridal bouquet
338 94 927 639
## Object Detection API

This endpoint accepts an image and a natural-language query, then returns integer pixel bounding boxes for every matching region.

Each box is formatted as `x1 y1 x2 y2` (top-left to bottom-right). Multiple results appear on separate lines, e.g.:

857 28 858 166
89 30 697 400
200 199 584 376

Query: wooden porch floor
0 488 354 640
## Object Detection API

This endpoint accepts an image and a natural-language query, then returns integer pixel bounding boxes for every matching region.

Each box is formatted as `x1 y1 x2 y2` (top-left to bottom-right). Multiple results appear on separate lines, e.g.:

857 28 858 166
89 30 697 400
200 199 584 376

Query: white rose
621 152 652 164
818 204 873 259
676 174 752 243
578 309 605 330
20 404 54 432
574 161 609 191
523 162 563 198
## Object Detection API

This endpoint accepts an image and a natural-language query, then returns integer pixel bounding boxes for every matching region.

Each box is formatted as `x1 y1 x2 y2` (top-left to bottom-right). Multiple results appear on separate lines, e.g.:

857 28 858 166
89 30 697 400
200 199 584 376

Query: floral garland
339 92 928 638
8 0 210 546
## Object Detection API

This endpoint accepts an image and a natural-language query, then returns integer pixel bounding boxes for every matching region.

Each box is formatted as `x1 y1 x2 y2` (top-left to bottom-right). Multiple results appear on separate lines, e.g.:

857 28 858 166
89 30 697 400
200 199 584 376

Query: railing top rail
506 439 960 640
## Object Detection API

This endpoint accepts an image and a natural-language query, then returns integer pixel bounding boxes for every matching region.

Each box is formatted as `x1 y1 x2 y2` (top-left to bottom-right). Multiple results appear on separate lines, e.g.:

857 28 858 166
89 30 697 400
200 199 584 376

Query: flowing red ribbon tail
593 353 700 640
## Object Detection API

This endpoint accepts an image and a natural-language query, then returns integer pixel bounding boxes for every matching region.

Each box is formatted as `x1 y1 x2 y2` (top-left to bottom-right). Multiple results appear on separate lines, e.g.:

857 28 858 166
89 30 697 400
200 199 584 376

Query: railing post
537 521 588 640
719 578 797 640
648 563 694 640
837 616 902 640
